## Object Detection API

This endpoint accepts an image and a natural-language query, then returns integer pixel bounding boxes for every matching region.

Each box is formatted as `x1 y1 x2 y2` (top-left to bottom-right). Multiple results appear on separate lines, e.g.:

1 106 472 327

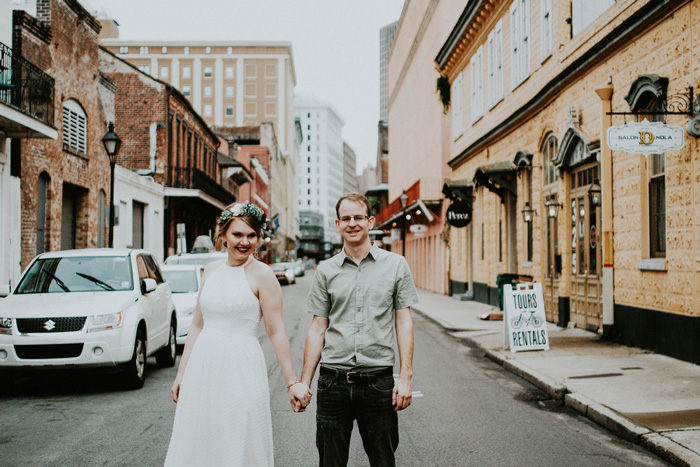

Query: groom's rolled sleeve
306 267 330 318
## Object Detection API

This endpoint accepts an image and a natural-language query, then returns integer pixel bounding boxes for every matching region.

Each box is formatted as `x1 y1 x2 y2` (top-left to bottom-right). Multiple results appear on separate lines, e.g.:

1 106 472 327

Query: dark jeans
316 367 398 467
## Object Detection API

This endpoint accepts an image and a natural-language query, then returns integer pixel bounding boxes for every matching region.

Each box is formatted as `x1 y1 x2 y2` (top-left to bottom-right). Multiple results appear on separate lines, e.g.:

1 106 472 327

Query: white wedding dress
165 256 273 466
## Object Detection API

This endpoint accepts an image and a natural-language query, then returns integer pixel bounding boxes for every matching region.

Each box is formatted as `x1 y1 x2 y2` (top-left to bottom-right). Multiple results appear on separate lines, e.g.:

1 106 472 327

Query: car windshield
164 253 225 266
15 256 133 294
270 264 287 272
163 270 199 293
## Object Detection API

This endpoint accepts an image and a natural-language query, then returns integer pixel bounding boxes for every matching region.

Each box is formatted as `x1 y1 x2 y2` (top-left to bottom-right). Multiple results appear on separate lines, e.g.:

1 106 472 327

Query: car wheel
156 318 177 368
122 328 147 389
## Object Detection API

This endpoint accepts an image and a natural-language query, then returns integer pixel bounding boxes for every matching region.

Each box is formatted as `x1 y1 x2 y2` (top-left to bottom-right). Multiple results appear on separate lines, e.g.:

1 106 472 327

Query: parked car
161 264 203 347
292 259 305 277
270 263 296 285
164 251 227 267
0 249 177 389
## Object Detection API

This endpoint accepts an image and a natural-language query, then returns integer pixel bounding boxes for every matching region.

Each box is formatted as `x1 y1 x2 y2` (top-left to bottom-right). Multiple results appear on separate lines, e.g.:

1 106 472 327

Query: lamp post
102 122 122 248
399 190 408 256
588 179 601 208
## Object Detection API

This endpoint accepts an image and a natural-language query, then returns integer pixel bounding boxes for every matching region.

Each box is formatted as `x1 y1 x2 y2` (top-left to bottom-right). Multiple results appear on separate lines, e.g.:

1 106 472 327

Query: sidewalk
412 288 700 467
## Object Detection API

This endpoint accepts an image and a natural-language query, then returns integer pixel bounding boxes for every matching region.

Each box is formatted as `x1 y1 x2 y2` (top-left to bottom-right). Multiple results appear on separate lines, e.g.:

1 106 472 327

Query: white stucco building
295 95 345 246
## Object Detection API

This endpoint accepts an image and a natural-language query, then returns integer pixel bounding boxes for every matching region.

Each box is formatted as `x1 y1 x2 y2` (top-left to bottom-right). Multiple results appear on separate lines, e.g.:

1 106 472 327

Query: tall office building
342 142 358 195
379 21 398 123
295 95 344 246
98 19 299 254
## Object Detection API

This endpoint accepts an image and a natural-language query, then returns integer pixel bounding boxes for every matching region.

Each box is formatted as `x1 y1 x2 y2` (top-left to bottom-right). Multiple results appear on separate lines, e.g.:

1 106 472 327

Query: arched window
541 134 559 278
36 172 50 254
62 99 87 154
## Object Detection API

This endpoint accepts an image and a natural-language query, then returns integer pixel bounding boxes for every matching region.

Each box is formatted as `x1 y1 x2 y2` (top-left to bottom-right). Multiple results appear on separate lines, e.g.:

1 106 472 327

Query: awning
164 187 226 210
442 179 473 203
374 199 438 231
473 160 517 202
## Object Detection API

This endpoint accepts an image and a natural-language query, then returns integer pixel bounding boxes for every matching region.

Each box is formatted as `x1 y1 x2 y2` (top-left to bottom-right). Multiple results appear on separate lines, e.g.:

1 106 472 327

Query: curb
412 306 698 466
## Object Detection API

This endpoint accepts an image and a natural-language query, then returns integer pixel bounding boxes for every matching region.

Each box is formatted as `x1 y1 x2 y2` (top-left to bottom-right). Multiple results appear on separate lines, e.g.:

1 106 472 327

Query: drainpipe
595 82 614 335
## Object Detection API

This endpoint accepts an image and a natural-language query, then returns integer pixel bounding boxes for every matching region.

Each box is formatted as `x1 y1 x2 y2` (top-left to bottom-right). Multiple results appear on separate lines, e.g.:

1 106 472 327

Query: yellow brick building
437 0 700 364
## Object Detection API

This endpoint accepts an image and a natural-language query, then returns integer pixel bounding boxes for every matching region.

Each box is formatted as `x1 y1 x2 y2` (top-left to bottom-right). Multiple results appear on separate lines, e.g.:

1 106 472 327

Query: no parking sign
503 282 549 352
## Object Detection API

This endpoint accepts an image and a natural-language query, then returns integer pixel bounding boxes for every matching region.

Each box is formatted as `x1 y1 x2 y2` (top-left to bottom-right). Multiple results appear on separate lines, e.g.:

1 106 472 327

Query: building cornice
447 0 680 169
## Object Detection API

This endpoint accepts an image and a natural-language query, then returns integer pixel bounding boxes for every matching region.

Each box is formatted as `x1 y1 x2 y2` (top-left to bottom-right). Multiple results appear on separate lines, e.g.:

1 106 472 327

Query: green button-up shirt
307 243 419 371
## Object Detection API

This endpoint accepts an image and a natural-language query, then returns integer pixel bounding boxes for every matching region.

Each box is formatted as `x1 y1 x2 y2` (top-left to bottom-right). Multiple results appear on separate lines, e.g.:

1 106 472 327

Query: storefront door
569 164 602 331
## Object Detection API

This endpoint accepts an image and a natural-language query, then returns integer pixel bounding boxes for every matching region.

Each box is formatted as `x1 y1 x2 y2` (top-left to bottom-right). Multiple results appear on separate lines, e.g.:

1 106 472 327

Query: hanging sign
446 201 472 228
504 282 549 352
607 119 684 155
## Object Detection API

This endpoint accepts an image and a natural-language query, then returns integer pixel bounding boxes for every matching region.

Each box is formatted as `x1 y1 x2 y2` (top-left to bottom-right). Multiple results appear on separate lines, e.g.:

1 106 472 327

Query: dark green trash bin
497 273 533 310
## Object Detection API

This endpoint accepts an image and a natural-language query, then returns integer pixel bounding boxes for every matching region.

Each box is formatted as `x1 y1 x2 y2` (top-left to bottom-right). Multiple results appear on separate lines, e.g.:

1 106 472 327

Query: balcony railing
375 178 444 225
0 41 55 127
170 167 235 206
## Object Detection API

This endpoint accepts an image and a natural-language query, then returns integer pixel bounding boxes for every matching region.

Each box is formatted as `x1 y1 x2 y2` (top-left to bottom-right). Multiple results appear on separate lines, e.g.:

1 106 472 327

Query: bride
164 202 311 466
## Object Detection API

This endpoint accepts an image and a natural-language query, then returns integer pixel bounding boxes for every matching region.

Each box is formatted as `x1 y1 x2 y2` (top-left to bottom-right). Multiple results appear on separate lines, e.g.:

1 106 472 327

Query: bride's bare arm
256 263 311 410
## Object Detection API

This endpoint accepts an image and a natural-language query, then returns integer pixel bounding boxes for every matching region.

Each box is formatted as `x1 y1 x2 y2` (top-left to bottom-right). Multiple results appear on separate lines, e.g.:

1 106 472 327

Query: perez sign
607 119 684 155
446 201 472 228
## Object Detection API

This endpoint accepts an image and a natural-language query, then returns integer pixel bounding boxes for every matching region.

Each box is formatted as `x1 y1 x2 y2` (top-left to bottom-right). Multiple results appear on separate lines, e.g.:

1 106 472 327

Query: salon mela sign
607 119 684 155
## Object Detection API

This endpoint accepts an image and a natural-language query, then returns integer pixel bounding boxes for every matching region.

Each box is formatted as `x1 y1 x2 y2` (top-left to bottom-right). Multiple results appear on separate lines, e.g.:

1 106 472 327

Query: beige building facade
100 27 298 255
437 0 700 364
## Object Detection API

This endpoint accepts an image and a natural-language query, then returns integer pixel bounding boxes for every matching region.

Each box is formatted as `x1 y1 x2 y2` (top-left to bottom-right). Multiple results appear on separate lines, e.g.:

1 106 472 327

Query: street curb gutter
413 307 697 466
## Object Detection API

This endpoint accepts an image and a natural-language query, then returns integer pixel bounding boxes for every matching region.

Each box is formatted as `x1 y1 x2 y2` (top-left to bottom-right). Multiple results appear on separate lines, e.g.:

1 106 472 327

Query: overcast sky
82 0 405 174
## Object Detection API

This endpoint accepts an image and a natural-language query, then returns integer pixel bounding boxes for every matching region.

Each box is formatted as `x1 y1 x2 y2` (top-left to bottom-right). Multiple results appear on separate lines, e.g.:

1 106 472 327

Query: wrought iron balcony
0 41 56 137
169 167 235 206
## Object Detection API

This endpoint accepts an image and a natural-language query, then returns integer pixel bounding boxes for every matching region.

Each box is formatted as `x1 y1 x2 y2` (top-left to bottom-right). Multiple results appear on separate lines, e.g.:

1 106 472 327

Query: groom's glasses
339 215 369 223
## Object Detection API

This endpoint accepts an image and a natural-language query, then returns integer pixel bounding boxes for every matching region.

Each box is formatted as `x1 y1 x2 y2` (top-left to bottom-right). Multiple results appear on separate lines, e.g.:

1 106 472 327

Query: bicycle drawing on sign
510 309 543 329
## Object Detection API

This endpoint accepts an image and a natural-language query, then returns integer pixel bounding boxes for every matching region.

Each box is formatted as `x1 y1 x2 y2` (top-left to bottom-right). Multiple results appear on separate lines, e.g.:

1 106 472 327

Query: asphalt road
0 271 669 466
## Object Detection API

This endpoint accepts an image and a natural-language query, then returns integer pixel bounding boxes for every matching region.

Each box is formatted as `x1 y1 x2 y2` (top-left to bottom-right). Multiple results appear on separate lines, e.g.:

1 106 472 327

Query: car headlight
88 312 123 332
0 318 12 335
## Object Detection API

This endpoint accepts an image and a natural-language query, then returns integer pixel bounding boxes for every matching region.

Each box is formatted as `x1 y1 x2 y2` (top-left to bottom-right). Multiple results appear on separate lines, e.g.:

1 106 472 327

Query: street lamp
588 179 601 208
521 202 535 223
399 190 408 256
102 122 122 248
545 196 561 219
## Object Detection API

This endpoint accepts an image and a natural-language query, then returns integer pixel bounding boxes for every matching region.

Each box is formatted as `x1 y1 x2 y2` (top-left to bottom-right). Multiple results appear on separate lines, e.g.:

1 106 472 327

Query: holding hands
287 379 312 412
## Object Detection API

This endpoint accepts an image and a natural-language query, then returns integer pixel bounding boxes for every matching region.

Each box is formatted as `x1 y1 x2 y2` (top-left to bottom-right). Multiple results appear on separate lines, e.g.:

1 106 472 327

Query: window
204 85 212 97
205 46 211 54
510 0 530 88
182 66 191 78
227 46 233 54
571 0 615 36
488 20 504 108
226 105 233 116
183 85 191 97
162 46 168 54
204 66 212 78
245 64 257 79
119 46 128 54
451 72 463 140
62 99 87 154
541 0 552 60
226 66 234 79
37 172 50 254
542 134 557 186
184 46 189 55
204 105 212 116
160 66 169 79
140 46 149 55
138 65 151 75
225 85 234 97
245 83 257 97
470 46 484 123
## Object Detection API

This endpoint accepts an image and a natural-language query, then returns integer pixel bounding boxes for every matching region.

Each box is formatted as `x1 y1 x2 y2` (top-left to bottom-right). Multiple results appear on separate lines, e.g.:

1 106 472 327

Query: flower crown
218 202 269 229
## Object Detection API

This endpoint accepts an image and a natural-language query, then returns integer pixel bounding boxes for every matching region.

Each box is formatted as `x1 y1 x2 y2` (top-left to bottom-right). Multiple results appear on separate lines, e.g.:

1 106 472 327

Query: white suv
0 249 177 389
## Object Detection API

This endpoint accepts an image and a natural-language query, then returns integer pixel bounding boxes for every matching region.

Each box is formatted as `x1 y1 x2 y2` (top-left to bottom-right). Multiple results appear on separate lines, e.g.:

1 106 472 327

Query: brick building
12 0 111 269
437 0 700 364
99 47 233 257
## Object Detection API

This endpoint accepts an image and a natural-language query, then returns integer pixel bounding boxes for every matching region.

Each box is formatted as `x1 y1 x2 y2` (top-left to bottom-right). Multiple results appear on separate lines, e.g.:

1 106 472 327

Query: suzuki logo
43 319 56 331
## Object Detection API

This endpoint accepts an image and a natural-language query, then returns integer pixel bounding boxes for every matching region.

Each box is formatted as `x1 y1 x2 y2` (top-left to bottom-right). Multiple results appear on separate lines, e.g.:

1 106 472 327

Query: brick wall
15 0 109 268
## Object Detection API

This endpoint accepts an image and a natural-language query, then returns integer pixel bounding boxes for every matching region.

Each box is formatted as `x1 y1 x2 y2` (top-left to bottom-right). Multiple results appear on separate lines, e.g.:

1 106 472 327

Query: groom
300 193 418 467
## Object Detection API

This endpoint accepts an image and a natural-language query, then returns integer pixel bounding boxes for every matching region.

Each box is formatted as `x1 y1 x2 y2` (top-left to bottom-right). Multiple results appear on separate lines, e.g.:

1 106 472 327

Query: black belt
320 366 393 384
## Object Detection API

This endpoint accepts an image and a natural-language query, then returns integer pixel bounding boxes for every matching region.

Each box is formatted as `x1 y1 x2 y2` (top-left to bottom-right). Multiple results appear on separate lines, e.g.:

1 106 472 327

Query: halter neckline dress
165 255 273 466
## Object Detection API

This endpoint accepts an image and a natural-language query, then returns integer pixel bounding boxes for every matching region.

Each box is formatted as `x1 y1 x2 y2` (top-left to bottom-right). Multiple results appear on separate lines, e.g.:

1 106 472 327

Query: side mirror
141 278 157 294
0 284 10 297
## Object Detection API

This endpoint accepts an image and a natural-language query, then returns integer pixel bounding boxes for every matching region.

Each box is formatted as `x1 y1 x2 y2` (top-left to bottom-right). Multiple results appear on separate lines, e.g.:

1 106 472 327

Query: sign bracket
606 86 694 117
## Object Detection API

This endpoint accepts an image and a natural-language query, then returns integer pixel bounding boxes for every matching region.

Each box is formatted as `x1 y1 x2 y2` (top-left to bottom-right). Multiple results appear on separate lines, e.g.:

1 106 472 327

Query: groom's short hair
335 193 372 219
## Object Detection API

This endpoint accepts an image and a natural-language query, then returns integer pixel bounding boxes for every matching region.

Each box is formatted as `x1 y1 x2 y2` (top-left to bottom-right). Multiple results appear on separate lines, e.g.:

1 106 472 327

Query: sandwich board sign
503 282 549 352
